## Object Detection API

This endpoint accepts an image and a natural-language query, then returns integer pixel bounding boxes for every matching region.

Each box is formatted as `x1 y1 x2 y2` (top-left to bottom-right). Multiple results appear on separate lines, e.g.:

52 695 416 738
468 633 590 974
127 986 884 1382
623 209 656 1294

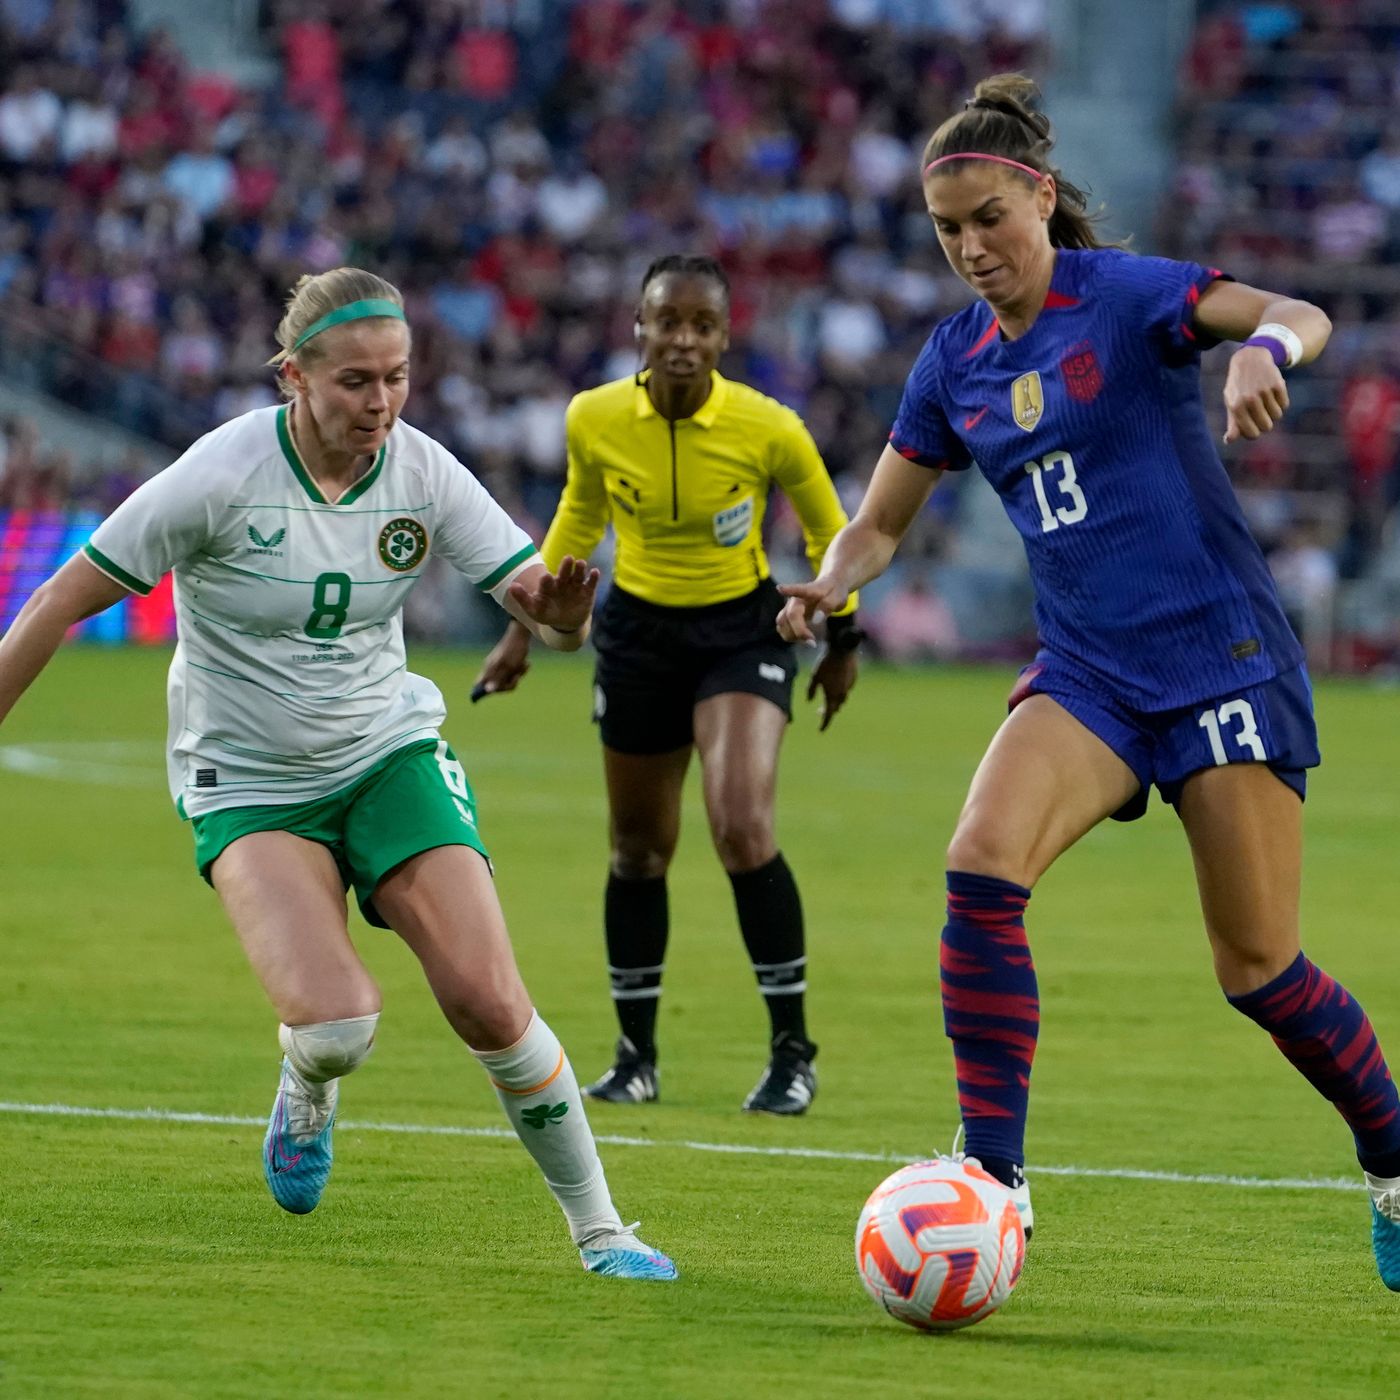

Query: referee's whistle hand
473 622 533 700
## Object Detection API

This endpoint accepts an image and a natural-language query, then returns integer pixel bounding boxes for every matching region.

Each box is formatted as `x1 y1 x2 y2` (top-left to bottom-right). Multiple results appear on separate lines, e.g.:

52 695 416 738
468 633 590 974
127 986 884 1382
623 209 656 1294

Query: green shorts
190 739 489 928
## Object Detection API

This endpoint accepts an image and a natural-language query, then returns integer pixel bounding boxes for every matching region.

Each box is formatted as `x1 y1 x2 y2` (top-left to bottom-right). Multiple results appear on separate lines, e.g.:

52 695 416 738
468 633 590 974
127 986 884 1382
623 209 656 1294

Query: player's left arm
502 557 599 653
1193 280 1332 443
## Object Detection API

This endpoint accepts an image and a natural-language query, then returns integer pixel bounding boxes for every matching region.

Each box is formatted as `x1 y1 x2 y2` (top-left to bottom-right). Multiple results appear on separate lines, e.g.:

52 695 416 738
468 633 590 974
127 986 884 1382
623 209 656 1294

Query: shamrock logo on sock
521 1101 570 1130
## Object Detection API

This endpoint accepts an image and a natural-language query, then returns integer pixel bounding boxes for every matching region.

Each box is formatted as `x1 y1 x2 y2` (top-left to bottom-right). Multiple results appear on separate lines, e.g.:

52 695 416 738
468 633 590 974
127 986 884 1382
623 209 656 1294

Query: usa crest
1011 371 1043 433
1060 342 1103 404
378 517 428 572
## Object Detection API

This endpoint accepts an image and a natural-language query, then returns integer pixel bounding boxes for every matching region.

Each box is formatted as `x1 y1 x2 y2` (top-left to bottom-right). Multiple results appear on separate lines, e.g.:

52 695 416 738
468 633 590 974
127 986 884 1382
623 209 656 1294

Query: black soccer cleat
743 1032 817 1115
584 1036 658 1104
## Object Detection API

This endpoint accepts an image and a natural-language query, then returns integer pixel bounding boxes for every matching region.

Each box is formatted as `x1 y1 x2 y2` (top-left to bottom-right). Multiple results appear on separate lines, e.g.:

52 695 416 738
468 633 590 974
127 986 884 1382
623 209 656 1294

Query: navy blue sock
1229 952 1400 1175
940 871 1038 1168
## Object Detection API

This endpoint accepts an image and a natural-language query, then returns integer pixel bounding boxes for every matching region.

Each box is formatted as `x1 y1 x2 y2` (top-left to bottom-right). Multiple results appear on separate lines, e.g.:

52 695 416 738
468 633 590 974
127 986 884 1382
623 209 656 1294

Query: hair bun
968 94 1050 139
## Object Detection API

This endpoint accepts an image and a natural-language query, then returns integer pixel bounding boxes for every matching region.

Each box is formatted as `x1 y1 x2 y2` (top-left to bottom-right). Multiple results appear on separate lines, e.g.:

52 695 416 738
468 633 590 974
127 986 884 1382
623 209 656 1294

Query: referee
474 254 862 1114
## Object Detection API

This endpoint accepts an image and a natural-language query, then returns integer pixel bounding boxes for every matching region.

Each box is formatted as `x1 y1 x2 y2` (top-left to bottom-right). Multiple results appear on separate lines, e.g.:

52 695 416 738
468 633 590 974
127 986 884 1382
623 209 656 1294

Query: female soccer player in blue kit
778 74 1400 1288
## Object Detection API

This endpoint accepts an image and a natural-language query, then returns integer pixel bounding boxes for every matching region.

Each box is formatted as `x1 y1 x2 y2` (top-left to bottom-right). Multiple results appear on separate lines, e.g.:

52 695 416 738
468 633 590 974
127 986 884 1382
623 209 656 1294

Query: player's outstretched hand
506 556 600 634
777 578 850 644
807 648 858 733
1223 344 1290 444
471 620 531 702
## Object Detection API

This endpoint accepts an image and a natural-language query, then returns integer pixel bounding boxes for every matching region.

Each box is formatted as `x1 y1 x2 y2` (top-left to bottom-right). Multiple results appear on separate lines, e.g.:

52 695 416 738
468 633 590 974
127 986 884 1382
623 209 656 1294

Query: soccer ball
855 1158 1026 1331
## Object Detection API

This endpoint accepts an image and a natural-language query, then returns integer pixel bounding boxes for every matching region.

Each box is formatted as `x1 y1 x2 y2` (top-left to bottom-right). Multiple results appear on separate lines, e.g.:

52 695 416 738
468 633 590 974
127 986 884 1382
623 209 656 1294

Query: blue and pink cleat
579 1223 678 1281
263 1058 337 1215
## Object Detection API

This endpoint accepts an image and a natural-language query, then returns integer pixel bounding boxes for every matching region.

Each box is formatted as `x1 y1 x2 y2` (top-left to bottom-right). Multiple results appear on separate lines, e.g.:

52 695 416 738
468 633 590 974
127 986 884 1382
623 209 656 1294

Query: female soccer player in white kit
0 267 676 1281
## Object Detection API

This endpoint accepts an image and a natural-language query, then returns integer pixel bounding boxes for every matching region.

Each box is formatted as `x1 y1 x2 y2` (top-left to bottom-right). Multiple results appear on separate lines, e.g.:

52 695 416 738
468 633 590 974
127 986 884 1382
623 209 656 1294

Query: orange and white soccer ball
855 1158 1026 1331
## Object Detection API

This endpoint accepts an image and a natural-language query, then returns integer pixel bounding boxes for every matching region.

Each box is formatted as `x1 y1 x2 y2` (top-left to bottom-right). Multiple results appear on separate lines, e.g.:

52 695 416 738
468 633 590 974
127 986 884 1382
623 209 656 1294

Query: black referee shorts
591 581 796 754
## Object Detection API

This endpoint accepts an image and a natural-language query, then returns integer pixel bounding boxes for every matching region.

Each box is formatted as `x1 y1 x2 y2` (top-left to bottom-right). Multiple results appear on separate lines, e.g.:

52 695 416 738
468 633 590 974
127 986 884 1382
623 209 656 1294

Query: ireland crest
378 517 428 572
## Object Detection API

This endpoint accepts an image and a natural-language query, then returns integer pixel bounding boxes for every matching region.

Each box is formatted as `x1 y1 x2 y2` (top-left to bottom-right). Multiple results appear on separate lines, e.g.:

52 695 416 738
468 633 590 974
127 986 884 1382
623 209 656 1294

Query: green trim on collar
276 404 387 506
337 442 386 504
276 404 326 504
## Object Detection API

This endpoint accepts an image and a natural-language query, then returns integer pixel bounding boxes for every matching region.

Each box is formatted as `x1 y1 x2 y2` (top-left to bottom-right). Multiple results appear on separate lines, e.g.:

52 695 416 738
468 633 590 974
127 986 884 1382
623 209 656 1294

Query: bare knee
1211 933 1297 998
709 803 776 873
946 815 1028 887
610 829 676 881
438 973 533 1051
279 978 381 1029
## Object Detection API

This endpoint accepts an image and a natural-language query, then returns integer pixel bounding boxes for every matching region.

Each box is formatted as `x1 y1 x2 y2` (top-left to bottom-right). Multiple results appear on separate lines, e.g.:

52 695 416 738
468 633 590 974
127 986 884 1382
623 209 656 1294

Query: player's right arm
0 444 213 727
777 444 941 643
473 395 610 700
0 554 132 727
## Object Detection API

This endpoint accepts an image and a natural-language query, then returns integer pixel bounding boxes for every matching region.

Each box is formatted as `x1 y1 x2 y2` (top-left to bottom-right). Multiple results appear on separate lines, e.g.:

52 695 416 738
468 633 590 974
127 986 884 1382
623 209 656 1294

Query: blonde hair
268 267 407 396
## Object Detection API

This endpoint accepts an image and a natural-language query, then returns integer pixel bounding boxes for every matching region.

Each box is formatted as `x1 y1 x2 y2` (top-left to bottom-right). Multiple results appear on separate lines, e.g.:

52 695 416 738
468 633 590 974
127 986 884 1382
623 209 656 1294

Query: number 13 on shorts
1197 699 1266 765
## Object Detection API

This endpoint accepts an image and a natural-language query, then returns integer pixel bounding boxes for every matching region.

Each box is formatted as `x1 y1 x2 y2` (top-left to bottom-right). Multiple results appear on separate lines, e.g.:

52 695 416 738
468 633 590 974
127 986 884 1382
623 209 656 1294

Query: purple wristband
1243 335 1288 368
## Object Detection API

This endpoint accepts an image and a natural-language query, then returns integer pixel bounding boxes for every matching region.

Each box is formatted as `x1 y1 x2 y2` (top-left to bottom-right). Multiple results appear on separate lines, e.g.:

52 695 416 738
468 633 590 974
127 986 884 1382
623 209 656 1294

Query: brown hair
922 74 1114 251
268 267 406 396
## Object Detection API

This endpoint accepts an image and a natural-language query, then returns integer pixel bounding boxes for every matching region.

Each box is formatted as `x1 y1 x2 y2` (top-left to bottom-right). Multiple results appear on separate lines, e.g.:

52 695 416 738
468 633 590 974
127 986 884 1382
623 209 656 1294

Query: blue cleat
579 1223 678 1281
263 1058 337 1215
1367 1173 1400 1290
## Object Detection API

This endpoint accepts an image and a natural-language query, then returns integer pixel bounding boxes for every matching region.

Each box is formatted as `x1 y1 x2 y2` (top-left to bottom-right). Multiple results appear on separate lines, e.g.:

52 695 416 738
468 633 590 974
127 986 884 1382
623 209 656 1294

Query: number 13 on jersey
1025 450 1087 532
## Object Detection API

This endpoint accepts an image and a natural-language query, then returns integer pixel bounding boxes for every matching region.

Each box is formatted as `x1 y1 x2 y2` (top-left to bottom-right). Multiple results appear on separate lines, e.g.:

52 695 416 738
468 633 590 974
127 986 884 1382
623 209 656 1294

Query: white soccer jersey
84 404 537 818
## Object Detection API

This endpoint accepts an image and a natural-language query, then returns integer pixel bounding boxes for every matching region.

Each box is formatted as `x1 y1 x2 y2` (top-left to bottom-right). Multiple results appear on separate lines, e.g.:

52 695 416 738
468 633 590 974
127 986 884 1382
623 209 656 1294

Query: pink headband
923 153 1043 181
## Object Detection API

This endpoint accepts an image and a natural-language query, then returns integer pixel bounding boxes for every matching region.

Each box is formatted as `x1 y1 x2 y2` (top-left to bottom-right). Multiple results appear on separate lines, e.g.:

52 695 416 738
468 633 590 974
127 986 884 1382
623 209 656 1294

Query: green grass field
2 646 1399 1398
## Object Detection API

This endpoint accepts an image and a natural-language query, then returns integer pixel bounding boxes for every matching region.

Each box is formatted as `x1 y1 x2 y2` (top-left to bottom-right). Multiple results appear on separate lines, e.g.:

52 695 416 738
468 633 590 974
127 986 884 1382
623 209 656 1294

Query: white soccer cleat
950 1128 1033 1240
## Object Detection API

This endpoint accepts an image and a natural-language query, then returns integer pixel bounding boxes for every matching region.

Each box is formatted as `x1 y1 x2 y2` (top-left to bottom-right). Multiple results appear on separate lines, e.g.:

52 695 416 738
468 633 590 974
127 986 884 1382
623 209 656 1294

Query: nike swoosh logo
268 1094 304 1172
963 407 989 430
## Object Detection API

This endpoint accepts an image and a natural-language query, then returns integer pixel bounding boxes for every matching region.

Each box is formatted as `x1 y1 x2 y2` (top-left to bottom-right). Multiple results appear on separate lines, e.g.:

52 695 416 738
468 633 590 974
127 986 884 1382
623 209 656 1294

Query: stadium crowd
0 0 1397 663
1163 0 1400 580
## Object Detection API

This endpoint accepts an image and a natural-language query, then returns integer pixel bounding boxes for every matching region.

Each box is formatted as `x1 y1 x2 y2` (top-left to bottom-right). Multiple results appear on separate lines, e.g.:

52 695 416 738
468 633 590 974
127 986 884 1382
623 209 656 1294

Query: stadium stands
0 0 1395 665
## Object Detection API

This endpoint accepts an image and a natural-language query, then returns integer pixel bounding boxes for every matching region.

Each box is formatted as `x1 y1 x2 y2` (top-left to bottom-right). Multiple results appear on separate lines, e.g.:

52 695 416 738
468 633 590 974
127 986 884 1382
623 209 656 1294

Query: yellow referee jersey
541 371 855 612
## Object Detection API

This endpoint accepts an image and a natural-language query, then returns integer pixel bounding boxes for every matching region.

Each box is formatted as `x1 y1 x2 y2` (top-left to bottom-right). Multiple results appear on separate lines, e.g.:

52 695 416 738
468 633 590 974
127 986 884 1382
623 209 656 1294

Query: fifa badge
1011 371 1044 433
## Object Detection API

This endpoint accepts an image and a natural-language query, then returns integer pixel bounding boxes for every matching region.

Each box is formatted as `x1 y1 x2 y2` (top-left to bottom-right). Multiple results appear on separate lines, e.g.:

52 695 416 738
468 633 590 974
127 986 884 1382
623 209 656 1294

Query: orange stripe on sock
491 1049 565 1096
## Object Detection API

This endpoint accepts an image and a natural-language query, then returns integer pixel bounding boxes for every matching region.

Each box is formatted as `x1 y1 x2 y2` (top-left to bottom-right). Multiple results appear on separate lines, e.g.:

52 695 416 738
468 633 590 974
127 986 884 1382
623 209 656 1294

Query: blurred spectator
1271 520 1339 668
866 570 960 661
0 66 62 162
1310 180 1386 262
1360 128 1400 211
162 125 234 224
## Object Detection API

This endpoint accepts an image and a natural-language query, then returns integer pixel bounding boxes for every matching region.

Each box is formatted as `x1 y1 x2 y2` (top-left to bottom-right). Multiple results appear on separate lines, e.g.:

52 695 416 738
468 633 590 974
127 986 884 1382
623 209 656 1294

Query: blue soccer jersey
889 247 1303 711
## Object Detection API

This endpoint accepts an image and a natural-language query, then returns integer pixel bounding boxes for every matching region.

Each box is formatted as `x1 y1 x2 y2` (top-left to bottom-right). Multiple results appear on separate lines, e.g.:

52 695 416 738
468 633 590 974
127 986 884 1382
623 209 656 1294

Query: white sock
472 1011 623 1245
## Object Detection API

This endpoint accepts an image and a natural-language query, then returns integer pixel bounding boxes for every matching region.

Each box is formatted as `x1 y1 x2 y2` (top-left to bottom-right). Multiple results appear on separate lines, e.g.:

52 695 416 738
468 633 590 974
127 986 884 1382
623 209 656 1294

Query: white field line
0 1100 1362 1194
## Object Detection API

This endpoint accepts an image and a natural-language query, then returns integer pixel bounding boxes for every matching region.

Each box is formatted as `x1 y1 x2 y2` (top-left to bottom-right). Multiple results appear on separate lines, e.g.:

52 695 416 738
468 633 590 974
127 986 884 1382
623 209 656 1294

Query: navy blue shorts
1008 653 1320 822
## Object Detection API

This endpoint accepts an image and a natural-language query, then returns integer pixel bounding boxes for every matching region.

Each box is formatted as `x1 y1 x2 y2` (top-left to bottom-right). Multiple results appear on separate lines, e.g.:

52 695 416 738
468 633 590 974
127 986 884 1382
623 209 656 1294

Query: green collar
276 404 386 505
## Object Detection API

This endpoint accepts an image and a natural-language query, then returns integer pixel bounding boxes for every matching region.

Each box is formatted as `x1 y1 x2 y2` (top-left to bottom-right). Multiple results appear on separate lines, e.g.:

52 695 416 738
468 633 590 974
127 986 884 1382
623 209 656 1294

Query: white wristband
1250 322 1303 370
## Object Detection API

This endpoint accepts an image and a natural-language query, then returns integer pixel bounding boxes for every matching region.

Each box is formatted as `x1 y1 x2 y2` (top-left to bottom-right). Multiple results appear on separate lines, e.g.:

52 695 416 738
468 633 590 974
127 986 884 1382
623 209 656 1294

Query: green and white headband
291 298 406 351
